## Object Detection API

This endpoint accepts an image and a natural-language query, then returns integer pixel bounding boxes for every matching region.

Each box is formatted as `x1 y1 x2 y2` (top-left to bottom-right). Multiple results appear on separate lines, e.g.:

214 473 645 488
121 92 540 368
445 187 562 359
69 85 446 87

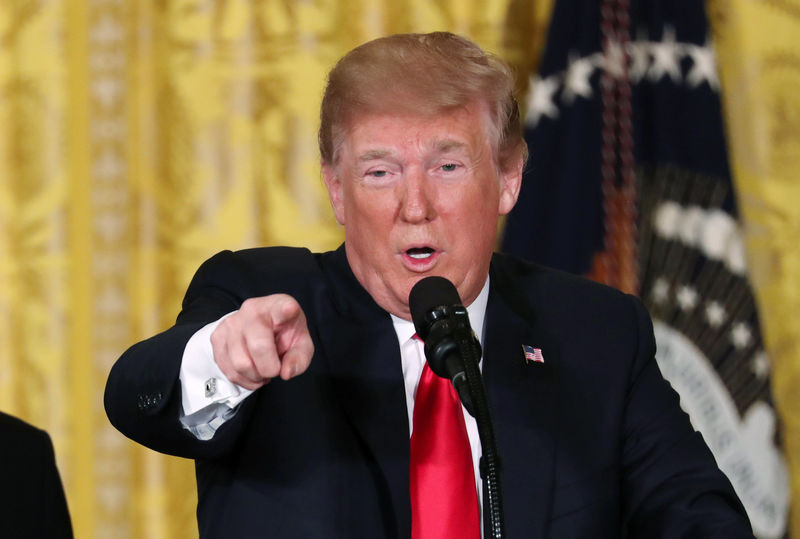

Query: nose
400 167 436 223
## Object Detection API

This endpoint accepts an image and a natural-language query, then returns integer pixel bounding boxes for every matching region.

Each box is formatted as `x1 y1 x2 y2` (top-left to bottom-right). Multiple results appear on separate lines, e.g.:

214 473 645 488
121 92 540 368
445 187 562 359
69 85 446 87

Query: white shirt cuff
179 312 254 420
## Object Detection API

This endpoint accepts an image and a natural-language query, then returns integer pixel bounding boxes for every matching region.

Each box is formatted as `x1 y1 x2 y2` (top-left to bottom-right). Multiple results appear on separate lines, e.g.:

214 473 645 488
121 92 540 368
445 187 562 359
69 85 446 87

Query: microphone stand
452 310 505 539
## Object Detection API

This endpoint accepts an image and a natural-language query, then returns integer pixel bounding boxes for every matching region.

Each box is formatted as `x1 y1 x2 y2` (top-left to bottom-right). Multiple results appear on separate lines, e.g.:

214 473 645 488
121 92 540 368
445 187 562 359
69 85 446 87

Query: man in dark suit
0 411 73 538
105 32 752 537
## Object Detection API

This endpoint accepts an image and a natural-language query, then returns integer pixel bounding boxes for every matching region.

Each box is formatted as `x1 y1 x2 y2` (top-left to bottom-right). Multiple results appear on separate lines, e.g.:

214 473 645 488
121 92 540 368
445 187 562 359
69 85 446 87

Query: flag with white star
501 0 789 535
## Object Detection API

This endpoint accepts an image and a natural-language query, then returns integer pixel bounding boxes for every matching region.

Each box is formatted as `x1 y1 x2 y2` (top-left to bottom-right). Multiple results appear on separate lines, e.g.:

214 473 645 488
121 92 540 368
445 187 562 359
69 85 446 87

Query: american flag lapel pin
522 344 545 364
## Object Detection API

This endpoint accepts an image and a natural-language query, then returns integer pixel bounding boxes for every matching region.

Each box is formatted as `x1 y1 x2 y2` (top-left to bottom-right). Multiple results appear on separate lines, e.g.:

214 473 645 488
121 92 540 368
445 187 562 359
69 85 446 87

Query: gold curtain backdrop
709 0 800 536
1 1 798 537
0 1 552 537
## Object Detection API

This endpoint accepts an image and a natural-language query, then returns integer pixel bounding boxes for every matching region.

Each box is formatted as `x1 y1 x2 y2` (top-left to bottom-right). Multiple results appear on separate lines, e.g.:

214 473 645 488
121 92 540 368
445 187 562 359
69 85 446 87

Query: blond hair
319 32 527 171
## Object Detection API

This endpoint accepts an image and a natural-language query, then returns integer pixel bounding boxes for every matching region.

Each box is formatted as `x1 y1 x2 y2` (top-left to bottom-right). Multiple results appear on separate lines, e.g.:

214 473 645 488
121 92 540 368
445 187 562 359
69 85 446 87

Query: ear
322 162 346 225
498 155 523 216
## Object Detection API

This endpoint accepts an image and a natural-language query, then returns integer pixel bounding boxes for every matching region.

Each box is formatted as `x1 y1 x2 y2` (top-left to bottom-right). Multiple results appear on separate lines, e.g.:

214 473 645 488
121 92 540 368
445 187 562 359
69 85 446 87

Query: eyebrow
432 138 468 153
358 149 392 161
357 139 468 162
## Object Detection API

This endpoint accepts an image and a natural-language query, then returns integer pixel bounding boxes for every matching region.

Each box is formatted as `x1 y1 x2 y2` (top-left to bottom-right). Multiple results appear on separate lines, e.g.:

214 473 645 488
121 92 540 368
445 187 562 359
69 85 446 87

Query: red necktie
410 361 481 539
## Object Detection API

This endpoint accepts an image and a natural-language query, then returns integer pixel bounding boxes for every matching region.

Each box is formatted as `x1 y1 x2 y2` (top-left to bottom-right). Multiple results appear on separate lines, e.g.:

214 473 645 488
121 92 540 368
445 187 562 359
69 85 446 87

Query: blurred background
0 0 798 537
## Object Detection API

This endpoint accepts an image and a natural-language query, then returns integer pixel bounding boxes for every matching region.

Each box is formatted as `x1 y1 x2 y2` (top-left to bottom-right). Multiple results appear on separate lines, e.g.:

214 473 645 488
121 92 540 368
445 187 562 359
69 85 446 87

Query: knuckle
247 339 275 363
230 353 253 375
247 337 269 355
257 358 281 379
210 330 225 348
239 298 257 317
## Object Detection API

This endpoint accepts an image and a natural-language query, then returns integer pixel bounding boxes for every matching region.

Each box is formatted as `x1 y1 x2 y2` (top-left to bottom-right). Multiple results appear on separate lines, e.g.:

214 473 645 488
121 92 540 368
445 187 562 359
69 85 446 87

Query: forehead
337 103 494 161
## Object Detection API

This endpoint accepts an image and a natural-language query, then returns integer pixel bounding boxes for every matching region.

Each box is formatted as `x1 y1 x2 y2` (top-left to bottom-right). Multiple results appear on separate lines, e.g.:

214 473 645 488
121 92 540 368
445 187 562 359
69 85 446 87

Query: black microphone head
409 276 461 339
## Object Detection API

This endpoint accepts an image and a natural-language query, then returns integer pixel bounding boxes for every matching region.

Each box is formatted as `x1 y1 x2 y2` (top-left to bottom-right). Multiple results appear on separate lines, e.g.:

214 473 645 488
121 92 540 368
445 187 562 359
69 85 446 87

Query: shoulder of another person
0 411 46 437
0 412 51 456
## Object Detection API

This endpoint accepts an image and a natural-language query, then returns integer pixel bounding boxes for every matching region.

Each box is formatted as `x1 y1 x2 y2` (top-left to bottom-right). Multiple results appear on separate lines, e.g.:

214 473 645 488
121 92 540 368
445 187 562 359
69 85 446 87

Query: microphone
409 276 480 416
409 276 506 538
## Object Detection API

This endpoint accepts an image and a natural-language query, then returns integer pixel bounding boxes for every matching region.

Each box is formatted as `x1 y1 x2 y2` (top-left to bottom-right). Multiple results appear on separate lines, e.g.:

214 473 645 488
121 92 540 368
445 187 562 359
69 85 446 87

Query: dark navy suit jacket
105 245 752 538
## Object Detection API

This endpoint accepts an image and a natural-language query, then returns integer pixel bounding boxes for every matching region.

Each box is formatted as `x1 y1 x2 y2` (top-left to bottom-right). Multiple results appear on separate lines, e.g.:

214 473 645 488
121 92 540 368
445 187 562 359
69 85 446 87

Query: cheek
451 188 500 223
346 195 375 224
344 194 395 247
449 196 502 246
348 187 397 222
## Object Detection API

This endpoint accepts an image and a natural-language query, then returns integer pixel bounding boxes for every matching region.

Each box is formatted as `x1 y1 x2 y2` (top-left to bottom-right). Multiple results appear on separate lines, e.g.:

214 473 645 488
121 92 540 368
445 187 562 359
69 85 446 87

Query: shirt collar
391 276 490 346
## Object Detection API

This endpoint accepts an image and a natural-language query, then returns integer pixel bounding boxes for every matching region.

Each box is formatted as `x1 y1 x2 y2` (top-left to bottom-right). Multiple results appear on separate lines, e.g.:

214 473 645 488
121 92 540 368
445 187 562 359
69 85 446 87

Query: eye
440 163 458 172
368 170 388 178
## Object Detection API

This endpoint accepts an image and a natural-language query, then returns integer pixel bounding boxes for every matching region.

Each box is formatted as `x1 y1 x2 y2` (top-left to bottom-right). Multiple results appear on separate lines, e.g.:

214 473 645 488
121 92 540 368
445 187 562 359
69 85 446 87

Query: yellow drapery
7 1 798 537
709 0 800 534
0 1 553 537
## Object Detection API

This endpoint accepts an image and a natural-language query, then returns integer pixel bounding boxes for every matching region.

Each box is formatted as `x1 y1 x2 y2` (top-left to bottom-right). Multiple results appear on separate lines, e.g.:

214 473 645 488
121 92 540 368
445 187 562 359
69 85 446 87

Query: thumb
278 338 314 380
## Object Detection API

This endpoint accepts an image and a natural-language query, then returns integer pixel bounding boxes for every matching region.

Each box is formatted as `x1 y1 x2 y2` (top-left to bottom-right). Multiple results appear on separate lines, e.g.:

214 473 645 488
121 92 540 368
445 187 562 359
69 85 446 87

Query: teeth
407 247 434 260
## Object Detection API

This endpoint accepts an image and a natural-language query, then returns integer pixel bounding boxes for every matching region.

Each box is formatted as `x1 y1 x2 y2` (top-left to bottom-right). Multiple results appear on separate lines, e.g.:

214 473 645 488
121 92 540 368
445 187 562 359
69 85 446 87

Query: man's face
322 102 522 320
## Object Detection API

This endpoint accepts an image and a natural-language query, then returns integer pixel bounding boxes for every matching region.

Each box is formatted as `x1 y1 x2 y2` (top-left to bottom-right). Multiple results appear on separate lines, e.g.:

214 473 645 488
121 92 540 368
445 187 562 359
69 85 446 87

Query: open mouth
406 247 435 260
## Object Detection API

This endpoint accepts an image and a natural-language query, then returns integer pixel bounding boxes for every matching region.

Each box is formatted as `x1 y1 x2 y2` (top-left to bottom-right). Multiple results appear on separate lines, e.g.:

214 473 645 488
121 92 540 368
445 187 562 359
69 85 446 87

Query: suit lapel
483 259 559 537
317 247 411 538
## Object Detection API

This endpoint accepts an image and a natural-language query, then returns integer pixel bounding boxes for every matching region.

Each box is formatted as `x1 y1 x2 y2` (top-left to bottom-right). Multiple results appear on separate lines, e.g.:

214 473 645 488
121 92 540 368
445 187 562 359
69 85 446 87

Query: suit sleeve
104 250 261 459
620 296 754 537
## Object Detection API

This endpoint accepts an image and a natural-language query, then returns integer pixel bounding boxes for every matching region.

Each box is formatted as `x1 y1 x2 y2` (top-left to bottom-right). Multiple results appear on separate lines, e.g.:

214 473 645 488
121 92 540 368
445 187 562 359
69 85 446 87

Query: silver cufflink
205 377 217 398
